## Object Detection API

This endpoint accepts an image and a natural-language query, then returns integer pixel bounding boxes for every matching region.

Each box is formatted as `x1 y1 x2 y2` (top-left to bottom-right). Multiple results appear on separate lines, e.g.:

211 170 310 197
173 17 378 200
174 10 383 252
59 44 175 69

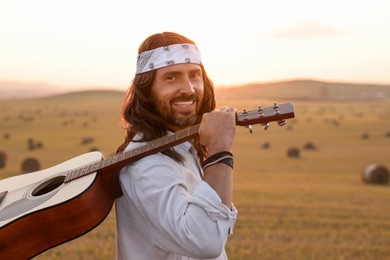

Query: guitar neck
64 124 200 183
64 102 295 183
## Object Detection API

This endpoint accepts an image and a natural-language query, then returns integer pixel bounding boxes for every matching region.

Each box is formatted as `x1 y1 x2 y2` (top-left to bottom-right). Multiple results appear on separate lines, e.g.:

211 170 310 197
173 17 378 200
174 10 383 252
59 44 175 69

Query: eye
191 71 202 79
166 75 176 81
163 73 177 81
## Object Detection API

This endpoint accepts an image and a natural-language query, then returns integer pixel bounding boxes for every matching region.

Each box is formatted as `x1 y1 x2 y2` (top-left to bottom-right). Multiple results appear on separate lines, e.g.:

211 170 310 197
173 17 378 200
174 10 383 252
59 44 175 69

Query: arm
198 107 236 207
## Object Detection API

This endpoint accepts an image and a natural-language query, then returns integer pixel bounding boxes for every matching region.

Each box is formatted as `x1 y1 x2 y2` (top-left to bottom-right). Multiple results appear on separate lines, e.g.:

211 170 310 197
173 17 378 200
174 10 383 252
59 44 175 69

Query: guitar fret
112 156 118 165
81 166 86 174
122 151 130 160
125 149 134 159
156 137 166 146
72 169 79 179
140 145 148 153
80 166 88 176
71 168 78 178
73 168 81 179
167 135 177 143
147 142 156 152
91 162 99 172
83 165 89 175
103 159 109 167
101 160 107 170
177 129 189 139
89 164 95 172
108 157 114 165
65 170 75 182
115 153 122 162
86 163 93 173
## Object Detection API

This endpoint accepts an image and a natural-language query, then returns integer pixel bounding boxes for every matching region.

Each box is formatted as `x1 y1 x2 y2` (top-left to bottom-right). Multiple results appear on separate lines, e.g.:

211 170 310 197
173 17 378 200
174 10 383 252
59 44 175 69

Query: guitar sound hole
32 176 66 197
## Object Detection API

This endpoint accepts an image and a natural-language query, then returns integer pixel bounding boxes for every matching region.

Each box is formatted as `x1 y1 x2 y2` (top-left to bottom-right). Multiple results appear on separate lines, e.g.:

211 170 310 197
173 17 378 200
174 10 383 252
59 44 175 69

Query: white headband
136 43 203 74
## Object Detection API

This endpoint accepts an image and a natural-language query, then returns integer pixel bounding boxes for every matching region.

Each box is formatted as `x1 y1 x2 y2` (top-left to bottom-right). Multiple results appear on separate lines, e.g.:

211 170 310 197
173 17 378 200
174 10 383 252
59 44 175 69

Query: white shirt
115 136 237 260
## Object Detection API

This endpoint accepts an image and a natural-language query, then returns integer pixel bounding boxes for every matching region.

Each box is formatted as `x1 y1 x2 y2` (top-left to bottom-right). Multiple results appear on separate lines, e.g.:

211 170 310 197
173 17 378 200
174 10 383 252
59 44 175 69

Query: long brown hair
117 32 216 163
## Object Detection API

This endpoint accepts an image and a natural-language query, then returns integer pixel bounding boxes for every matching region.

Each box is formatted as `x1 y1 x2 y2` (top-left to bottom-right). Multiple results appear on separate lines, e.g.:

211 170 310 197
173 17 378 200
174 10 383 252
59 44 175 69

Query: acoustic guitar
0 102 294 259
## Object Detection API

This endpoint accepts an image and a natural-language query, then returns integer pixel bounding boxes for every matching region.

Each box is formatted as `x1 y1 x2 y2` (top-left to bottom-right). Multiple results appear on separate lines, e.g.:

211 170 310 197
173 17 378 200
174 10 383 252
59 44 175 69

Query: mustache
170 94 197 103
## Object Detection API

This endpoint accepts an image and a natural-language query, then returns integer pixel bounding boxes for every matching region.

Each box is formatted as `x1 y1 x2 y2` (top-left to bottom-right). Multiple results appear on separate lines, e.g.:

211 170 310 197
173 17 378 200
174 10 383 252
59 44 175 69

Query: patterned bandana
136 43 203 74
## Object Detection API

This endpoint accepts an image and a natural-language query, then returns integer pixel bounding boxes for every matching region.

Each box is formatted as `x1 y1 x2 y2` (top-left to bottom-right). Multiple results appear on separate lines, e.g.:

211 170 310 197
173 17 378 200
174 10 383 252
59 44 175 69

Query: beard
151 93 200 128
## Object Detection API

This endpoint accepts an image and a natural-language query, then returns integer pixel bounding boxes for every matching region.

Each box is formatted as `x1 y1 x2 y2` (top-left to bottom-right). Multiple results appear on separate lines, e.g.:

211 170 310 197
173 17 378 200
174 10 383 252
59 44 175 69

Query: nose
180 76 195 94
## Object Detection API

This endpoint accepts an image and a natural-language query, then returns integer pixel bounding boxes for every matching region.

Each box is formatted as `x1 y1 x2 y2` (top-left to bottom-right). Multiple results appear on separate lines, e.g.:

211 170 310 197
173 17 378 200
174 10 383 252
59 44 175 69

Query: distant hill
36 89 125 104
1 79 389 100
215 80 390 100
0 80 121 100
0 80 67 99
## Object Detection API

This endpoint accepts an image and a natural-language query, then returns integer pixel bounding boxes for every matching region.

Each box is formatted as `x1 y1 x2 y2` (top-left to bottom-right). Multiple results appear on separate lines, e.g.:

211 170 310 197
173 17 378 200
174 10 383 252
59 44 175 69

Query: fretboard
64 124 200 183
63 102 296 183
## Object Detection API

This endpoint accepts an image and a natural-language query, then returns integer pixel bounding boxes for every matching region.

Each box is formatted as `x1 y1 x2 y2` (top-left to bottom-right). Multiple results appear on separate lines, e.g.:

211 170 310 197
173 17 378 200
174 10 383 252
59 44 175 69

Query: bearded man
115 32 237 260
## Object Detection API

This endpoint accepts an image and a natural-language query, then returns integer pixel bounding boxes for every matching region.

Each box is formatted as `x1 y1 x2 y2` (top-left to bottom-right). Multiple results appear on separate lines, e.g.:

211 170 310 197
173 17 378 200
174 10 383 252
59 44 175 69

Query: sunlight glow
1 0 389 90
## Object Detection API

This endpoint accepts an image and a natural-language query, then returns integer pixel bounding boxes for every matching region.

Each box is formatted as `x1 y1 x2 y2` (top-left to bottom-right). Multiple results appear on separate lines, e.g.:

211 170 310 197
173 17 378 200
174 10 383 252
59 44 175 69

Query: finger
226 107 236 113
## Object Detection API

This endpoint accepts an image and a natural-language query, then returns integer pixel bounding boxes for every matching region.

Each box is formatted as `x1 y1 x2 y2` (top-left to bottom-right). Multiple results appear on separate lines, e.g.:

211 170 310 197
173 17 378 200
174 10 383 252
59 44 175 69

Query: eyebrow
162 67 202 76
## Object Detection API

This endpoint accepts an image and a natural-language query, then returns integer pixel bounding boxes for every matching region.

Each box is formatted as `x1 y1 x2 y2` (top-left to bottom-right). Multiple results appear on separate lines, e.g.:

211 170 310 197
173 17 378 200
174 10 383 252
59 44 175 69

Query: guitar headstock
236 102 295 132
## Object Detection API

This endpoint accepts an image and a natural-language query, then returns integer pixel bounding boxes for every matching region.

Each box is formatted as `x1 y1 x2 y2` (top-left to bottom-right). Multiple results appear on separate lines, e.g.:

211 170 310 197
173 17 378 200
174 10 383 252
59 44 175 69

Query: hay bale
81 137 94 145
303 142 318 151
21 157 41 173
260 142 270 149
0 151 7 169
287 147 300 158
331 119 340 127
27 138 43 150
362 164 389 185
27 138 35 150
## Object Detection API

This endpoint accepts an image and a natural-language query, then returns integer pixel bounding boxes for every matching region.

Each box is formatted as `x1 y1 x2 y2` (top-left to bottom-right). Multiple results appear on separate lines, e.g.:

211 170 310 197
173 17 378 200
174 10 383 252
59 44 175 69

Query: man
115 32 237 259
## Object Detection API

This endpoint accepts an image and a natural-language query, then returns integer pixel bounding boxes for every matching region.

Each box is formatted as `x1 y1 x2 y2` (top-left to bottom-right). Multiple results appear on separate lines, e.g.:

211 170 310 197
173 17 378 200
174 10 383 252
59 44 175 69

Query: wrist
202 151 234 170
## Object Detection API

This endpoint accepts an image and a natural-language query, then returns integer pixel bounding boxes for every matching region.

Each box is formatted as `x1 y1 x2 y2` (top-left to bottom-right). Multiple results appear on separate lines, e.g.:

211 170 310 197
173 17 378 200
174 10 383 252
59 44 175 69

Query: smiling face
150 63 205 131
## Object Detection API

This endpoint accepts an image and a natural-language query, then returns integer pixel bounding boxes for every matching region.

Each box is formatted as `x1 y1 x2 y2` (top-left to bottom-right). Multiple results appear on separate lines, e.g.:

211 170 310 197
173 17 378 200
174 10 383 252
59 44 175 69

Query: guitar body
0 151 122 259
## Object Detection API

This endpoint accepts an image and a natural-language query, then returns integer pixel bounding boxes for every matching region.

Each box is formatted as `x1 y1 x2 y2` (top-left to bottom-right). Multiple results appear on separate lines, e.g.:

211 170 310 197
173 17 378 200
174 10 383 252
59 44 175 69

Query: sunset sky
1 0 389 91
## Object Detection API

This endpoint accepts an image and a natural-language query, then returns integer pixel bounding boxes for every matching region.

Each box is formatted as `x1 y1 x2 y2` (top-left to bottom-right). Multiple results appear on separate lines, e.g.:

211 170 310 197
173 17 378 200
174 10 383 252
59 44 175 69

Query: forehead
155 63 202 75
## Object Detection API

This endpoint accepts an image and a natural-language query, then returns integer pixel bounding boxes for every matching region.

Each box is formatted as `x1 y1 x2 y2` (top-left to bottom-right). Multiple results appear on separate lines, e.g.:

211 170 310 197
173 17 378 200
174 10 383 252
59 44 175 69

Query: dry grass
1 92 390 259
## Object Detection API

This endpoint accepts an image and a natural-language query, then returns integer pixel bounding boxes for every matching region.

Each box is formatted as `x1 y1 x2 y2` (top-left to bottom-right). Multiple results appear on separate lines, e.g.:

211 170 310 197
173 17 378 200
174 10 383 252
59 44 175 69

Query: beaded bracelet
202 151 234 169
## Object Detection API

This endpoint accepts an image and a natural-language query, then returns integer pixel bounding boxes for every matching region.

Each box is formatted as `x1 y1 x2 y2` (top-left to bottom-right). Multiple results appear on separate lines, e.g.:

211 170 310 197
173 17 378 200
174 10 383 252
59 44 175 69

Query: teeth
175 101 193 106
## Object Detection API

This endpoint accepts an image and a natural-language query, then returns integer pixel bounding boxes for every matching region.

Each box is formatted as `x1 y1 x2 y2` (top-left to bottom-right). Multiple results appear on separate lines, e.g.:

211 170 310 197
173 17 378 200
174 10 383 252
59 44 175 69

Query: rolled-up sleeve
190 181 237 235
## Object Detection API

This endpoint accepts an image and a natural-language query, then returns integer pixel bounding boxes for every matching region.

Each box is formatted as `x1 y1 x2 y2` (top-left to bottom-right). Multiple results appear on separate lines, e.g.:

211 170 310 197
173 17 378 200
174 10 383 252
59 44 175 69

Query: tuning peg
273 102 281 115
257 105 264 117
262 122 270 130
243 108 248 120
278 119 287 127
245 124 253 134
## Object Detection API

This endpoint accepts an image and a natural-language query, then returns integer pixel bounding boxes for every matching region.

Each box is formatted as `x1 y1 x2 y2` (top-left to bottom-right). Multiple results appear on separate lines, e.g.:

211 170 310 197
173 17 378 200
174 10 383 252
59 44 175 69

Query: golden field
1 89 390 259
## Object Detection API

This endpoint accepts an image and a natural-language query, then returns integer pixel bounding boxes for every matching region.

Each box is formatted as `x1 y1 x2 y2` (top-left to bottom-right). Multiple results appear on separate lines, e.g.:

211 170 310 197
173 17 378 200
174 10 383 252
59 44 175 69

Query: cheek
150 88 172 114
151 85 175 102
195 83 205 100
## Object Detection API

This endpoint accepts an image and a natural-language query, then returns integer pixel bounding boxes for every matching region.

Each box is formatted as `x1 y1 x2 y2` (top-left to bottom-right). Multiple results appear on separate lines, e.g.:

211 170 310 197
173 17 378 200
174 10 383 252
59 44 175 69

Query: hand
198 107 236 154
